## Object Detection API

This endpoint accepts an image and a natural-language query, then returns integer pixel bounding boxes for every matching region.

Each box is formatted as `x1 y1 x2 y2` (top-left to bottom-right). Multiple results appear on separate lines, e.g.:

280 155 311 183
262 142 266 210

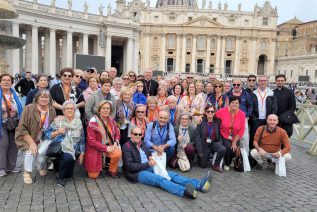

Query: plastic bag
241 148 251 172
38 139 52 156
211 152 224 168
152 152 171 180
275 156 286 177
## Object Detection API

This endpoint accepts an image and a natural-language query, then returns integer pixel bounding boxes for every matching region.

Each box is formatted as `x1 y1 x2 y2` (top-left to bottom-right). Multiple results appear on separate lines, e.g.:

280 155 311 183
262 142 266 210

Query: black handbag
46 141 62 158
2 94 19 131
279 110 299 125
234 147 244 172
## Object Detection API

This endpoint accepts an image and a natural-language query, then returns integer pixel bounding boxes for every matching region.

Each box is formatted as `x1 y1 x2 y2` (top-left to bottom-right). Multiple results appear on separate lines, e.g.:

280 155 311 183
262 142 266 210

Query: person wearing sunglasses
50 68 85 116
72 69 83 87
215 96 246 171
206 80 229 111
85 100 121 179
246 75 257 96
122 74 130 87
128 105 148 138
127 71 137 83
132 81 147 105
195 105 226 172
115 87 134 146
78 67 96 91
122 126 212 199
227 79 253 154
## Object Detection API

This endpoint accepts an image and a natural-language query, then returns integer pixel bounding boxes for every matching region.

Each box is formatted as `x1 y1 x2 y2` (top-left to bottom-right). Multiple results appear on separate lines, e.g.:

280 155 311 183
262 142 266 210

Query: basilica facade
4 0 278 77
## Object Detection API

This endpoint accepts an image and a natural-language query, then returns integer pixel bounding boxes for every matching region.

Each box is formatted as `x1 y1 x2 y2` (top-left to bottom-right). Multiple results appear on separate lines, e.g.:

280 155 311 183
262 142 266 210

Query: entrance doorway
166 58 174 73
111 43 124 76
225 60 232 75
257 54 267 75
196 59 204 73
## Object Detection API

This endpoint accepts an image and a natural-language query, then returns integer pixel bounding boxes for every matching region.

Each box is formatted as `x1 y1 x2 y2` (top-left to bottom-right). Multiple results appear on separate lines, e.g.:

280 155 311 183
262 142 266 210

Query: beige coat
15 104 56 151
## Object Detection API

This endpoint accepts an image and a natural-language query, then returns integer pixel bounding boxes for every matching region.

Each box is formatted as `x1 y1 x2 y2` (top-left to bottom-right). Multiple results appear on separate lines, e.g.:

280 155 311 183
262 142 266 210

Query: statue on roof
224 2 228 10
238 3 241 11
208 1 212 9
108 3 112 14
99 3 104 15
218 2 221 10
202 0 206 9
50 0 56 7
68 0 72 10
84 1 88 13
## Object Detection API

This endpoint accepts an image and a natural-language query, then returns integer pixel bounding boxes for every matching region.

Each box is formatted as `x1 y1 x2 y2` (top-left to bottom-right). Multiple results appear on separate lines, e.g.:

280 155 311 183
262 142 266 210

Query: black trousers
53 152 75 179
198 142 226 168
222 138 240 167
250 119 267 150
119 127 129 146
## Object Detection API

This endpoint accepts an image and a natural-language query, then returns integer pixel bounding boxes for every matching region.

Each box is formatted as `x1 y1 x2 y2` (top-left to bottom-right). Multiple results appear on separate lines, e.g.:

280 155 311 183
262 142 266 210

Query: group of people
0 67 294 199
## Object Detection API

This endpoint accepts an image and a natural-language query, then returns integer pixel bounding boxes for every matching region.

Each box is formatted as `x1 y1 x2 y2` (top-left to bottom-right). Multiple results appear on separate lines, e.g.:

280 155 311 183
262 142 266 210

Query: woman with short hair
129 104 148 138
83 76 99 101
85 100 122 179
207 81 228 111
146 96 160 122
15 90 56 184
111 77 124 100
25 74 49 106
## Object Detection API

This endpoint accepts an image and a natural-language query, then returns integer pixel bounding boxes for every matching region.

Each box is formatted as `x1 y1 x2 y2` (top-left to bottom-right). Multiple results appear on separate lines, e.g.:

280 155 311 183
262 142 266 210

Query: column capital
161 33 166 38
32 25 38 30
50 28 56 33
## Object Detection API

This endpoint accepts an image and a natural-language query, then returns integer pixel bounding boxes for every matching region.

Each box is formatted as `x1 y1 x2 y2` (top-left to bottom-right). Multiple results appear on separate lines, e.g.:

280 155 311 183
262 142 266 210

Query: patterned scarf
94 115 113 145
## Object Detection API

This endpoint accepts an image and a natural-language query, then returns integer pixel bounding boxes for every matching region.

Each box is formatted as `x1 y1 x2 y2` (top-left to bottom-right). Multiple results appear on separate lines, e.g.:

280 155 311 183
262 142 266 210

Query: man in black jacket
250 76 278 150
141 68 159 97
122 126 212 199
274 75 297 137
14 71 35 106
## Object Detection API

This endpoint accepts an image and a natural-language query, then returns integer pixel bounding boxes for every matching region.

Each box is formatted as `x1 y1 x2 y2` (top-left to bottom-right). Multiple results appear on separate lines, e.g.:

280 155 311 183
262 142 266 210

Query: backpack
151 121 170 143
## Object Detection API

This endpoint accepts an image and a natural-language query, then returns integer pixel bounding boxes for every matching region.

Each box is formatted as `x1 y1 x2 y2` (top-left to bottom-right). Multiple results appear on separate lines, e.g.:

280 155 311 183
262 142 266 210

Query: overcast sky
36 0 316 24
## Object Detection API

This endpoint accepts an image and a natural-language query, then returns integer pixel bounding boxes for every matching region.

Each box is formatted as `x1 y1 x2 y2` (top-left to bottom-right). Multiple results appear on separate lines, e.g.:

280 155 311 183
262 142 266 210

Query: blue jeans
20 96 26 107
137 168 200 197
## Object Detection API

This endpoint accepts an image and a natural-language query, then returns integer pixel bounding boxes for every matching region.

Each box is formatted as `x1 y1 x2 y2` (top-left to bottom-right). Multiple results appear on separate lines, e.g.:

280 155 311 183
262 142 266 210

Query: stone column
233 37 240 74
38 34 42 73
267 39 276 76
248 38 257 75
105 34 112 70
32 26 39 74
83 33 89 55
44 31 50 74
144 33 150 68
49 29 56 77
78 35 83 54
205 35 211 74
215 36 221 74
66 31 73 67
191 35 197 72
133 36 139 73
160 34 166 71
25 29 32 72
175 34 181 73
220 37 226 75
126 38 133 72
97 36 104 56
181 35 186 73
11 22 20 75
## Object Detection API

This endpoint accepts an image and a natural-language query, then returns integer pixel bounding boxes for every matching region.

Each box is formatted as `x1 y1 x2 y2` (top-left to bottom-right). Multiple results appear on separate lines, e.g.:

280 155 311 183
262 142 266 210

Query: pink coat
84 117 120 172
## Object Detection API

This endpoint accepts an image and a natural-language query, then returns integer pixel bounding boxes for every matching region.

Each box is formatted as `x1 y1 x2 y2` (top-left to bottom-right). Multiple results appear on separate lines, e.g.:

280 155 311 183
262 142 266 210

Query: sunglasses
129 75 136 77
233 84 241 87
132 133 142 137
187 77 193 79
137 85 144 87
123 78 129 80
136 111 145 113
75 75 82 78
206 110 215 114
63 74 73 78
214 85 222 88
248 79 256 82
86 69 94 73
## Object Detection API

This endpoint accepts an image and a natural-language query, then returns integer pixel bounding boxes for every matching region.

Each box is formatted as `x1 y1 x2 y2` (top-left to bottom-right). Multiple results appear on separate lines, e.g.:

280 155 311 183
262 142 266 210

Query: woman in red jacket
216 96 245 171
85 100 122 179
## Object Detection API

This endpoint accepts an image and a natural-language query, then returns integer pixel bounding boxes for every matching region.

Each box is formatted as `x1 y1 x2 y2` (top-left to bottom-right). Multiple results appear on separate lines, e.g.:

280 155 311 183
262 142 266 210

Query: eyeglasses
132 133 142 137
248 79 256 82
233 84 241 87
206 110 215 114
63 74 73 78
75 75 82 78
214 85 222 88
181 118 189 120
123 78 129 80
136 111 145 113
137 85 144 87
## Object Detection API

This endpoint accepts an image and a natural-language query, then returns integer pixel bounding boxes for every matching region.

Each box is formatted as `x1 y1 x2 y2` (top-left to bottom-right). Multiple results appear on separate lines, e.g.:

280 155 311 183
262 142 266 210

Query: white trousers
250 149 292 165
240 118 250 154
24 150 47 173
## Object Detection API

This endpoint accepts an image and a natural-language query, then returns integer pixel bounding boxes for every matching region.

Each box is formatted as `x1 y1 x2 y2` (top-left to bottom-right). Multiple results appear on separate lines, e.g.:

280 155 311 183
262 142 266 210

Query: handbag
233 147 244 172
279 110 299 125
46 141 62 158
2 94 19 131
275 156 287 177
177 150 190 172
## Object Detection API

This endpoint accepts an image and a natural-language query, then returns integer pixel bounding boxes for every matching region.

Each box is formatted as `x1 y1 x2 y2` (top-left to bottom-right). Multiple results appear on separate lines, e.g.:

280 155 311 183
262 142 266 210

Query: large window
197 35 206 50
262 18 269 26
210 39 216 49
153 37 158 47
226 39 233 50
167 34 175 49
186 38 191 49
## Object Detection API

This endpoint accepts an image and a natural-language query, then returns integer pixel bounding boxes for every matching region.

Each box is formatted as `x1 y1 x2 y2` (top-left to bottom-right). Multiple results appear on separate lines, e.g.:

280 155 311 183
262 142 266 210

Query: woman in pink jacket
84 100 121 179
215 96 245 171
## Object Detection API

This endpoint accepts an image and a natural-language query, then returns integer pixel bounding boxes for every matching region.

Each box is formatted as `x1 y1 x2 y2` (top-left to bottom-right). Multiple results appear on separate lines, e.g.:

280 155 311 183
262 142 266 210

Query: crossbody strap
2 94 12 117
97 115 114 145
258 125 266 145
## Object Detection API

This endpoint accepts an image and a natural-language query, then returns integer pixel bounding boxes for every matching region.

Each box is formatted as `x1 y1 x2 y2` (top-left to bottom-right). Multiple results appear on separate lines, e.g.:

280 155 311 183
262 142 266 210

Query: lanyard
170 109 176 124
122 101 129 118
229 110 237 133
258 89 267 108
182 128 188 137
145 80 151 96
157 123 166 144
207 122 213 138
176 95 181 105
216 95 223 110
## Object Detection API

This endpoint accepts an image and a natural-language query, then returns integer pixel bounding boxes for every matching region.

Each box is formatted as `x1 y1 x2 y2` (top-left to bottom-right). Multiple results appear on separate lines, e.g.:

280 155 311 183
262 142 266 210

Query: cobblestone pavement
0 143 316 212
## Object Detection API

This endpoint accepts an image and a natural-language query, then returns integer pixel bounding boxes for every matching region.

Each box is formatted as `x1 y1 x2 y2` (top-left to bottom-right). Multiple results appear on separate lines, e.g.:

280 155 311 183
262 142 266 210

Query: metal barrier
293 103 317 156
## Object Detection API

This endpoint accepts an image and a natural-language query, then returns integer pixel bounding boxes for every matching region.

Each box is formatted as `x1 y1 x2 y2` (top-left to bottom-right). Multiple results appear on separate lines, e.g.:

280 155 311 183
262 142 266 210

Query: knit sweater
253 125 291 155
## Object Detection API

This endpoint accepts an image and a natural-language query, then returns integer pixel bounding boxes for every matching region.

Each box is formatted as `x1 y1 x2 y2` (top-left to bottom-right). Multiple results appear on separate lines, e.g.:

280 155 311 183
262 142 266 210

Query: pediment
183 16 222 28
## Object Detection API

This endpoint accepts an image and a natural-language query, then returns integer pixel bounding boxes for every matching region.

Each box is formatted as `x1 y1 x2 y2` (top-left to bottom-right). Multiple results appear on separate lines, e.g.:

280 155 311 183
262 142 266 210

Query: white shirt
256 88 267 119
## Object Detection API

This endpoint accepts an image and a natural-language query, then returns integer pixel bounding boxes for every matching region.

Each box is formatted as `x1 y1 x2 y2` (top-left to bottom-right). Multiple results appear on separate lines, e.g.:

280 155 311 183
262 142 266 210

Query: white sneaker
0 170 7 177
224 165 230 171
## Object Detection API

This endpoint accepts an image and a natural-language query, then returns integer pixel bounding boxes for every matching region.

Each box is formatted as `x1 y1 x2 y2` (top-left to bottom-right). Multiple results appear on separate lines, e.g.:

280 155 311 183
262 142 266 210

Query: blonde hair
135 81 144 86
119 87 132 100
147 96 157 105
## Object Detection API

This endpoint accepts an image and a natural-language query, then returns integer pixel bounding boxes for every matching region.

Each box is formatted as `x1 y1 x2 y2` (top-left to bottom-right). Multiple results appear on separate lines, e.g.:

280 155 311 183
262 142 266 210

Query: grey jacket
85 90 116 120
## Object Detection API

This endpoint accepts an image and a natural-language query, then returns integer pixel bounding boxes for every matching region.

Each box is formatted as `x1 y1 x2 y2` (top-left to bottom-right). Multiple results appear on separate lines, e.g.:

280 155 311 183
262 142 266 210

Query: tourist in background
25 74 49 106
14 71 35 106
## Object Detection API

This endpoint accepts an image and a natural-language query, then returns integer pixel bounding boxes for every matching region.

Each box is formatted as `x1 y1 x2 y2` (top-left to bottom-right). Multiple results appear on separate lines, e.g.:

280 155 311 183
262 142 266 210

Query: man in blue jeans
122 126 211 199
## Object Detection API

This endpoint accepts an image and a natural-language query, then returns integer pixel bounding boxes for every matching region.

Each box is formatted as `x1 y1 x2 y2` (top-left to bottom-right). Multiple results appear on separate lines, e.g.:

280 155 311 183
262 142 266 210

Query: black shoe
184 184 197 199
255 164 263 170
56 177 65 187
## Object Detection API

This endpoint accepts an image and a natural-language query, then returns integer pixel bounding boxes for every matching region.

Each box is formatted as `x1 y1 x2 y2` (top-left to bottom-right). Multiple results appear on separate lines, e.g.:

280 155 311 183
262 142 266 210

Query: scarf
178 125 190 151
94 115 113 145
50 116 82 159
0 88 23 138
